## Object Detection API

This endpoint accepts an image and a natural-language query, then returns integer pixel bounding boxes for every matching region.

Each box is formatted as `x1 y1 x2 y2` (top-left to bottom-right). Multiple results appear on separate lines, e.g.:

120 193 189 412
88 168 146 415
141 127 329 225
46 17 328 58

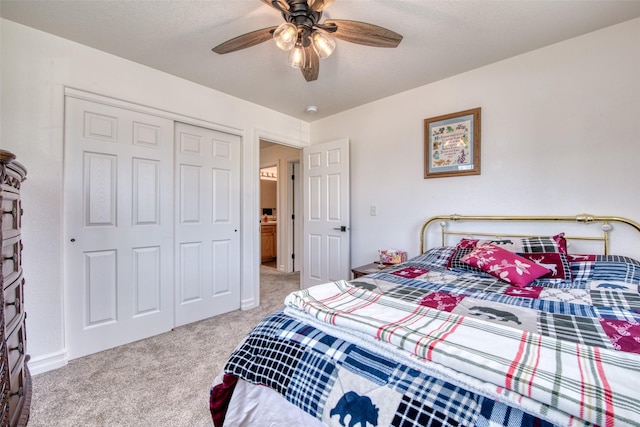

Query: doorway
259 140 302 279
260 165 278 268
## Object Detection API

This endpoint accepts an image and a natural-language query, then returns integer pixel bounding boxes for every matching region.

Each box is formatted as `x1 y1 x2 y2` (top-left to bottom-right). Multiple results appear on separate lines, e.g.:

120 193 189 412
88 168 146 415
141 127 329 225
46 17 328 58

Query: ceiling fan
212 0 403 82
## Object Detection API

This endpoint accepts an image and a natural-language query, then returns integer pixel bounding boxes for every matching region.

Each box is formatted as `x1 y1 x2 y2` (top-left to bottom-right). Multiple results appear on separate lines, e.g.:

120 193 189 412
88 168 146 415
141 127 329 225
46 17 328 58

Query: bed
210 214 640 427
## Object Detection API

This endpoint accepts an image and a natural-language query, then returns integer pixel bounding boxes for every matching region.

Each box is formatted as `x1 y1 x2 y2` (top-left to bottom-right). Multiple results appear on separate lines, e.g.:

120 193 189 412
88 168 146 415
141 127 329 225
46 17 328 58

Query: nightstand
351 262 388 279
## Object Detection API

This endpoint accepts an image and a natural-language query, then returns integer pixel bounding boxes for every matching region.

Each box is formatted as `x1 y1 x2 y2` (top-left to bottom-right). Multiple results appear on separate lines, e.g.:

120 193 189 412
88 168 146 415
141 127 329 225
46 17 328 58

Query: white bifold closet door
174 122 241 326
64 97 241 359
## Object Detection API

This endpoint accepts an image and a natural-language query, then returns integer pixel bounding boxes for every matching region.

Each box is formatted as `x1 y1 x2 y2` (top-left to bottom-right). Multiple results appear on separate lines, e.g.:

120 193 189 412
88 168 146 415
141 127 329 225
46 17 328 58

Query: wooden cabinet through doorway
261 224 277 261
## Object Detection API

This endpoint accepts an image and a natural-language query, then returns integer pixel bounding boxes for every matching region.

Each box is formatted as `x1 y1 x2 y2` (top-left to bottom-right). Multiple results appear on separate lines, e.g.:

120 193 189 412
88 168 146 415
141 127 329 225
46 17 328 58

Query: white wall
0 19 310 373
311 18 640 266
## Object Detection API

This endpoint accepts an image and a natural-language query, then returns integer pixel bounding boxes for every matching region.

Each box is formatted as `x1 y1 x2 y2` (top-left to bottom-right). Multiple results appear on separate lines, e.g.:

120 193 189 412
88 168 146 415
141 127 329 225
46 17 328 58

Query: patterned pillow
447 234 567 274
518 252 572 280
447 246 488 275
461 243 551 287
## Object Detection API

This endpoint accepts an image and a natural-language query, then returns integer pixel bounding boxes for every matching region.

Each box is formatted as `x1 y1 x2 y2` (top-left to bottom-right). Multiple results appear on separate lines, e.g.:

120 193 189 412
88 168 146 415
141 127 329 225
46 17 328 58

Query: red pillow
461 243 551 287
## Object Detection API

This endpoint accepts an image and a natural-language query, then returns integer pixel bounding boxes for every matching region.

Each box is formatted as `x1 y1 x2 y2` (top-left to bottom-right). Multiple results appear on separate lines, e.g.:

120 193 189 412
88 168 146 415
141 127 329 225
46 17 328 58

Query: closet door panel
212 168 231 222
132 246 161 316
84 152 117 227
212 239 231 295
84 250 117 326
133 158 160 225
179 241 203 303
180 164 201 224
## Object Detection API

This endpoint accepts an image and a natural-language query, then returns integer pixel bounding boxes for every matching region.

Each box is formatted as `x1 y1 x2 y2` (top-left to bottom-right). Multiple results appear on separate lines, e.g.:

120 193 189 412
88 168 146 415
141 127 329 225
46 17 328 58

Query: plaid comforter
212 247 640 427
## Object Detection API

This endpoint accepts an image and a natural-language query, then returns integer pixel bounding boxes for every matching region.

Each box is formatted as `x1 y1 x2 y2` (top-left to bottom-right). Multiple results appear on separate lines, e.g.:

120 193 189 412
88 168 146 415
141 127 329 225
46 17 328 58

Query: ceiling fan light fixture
287 42 306 68
311 30 336 59
273 22 298 51
213 0 403 82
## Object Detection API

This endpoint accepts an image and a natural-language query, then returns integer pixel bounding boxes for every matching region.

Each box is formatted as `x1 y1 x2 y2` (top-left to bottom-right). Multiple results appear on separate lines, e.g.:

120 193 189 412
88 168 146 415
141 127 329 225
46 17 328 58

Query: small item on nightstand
262 214 268 223
379 249 408 264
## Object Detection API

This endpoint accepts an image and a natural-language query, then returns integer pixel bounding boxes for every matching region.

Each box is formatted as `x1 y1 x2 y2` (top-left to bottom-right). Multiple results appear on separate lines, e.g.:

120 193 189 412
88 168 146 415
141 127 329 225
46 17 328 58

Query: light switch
370 205 377 216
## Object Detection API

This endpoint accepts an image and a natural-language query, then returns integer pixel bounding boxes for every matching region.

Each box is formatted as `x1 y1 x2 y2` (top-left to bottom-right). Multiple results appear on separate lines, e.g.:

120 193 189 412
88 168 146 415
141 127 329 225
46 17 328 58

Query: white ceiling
2 0 640 122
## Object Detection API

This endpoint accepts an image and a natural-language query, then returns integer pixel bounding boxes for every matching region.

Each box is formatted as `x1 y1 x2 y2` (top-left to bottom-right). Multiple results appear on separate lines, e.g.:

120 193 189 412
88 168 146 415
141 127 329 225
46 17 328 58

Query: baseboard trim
241 297 257 311
28 350 68 375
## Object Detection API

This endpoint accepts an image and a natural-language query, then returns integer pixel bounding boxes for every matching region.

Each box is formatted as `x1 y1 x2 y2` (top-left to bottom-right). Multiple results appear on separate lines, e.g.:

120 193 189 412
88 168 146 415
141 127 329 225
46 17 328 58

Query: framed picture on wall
424 107 481 178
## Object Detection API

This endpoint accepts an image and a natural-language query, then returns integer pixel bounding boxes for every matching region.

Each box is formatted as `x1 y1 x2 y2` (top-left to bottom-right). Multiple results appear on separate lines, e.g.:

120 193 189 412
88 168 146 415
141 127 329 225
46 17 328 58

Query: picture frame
424 107 481 179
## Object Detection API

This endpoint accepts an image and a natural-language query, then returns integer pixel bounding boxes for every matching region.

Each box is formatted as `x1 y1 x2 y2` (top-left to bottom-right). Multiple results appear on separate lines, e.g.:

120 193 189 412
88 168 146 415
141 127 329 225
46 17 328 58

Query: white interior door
174 122 241 326
64 97 174 359
302 139 350 288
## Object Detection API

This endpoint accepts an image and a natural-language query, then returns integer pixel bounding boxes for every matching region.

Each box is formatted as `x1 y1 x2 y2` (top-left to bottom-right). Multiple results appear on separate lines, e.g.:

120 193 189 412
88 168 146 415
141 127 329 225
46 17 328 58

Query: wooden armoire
0 150 30 426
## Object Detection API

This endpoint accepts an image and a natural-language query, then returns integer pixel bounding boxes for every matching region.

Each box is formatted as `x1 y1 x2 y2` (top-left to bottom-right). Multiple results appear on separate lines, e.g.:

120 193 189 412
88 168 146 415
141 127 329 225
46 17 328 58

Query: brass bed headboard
420 214 640 255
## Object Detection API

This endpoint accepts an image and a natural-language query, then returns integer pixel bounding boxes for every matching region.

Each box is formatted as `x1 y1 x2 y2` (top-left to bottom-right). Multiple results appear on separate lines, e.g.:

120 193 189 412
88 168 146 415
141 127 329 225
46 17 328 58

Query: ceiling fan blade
323 19 403 48
261 0 290 12
301 46 319 82
212 26 278 54
308 0 335 12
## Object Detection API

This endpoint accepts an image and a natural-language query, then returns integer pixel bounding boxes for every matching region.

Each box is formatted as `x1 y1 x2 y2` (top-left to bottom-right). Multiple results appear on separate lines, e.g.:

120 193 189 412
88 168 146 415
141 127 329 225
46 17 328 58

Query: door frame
288 160 302 273
255 133 307 302
259 161 279 265
259 145 302 273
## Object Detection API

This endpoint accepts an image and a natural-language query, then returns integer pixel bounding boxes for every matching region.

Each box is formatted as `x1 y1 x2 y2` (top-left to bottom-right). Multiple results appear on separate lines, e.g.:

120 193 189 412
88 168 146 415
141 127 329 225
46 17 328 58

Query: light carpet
28 266 300 427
